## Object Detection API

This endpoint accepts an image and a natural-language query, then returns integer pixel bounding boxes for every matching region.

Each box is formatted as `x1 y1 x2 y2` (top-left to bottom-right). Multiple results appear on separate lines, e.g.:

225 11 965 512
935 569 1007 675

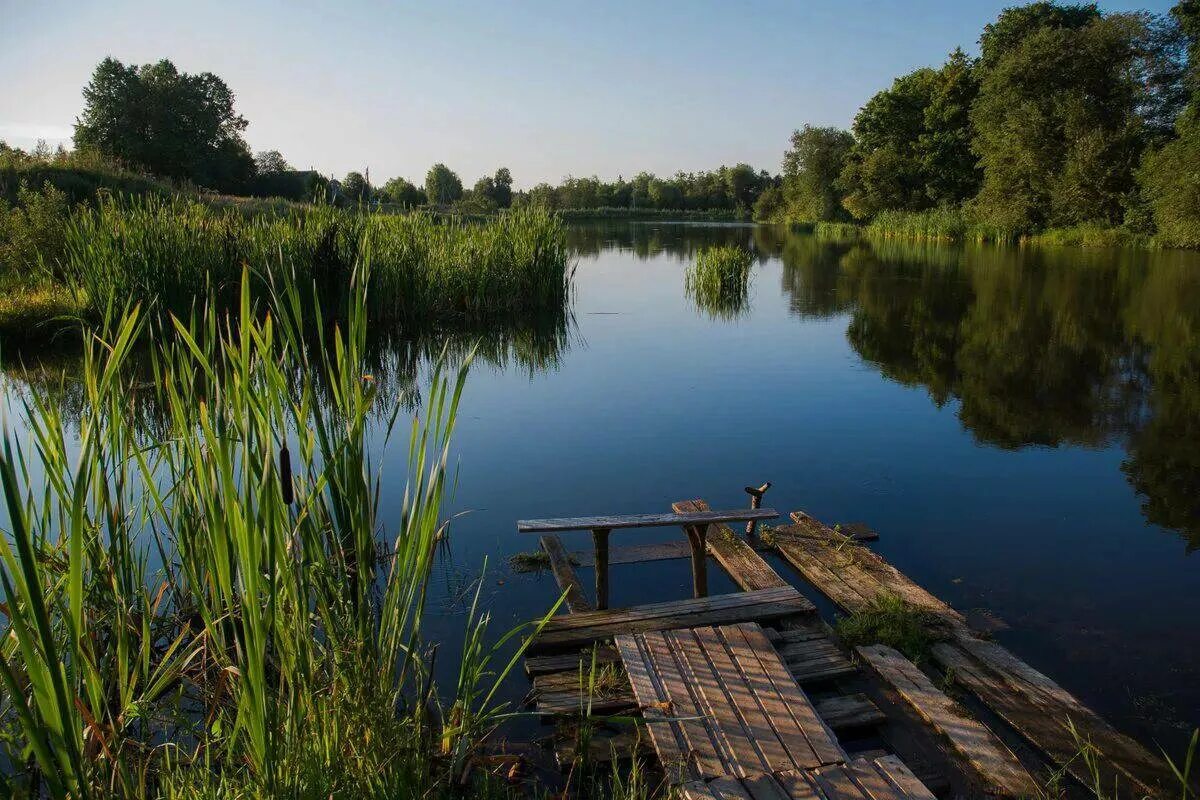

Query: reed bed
60 195 571 331
684 245 753 319
0 267 560 799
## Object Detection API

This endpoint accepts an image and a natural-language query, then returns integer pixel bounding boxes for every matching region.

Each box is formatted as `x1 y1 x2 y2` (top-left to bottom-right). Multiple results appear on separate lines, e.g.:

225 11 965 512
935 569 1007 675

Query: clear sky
1 0 1177 188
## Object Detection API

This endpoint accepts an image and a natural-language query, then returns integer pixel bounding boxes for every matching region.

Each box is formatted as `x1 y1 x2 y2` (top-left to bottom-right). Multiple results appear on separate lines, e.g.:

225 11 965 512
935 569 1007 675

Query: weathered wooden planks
518 507 780 533
812 694 885 731
673 499 793 593
533 586 813 650
615 622 844 784
530 666 637 716
524 645 620 676
680 755 937 800
539 534 594 613
772 508 1181 798
856 644 1038 797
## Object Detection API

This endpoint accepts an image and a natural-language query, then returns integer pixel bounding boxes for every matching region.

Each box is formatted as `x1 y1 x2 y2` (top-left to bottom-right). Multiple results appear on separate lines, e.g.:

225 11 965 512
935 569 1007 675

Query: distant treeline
765 1 1200 247
512 166 774 216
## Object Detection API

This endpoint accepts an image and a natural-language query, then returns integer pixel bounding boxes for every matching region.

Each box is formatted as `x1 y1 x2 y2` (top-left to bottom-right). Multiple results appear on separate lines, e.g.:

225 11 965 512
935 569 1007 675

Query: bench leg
592 527 610 610
686 525 708 598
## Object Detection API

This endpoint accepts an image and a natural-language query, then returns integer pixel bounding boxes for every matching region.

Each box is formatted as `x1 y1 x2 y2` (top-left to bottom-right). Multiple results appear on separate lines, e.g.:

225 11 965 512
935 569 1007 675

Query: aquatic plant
0 266 561 798
685 244 753 319
58 194 572 332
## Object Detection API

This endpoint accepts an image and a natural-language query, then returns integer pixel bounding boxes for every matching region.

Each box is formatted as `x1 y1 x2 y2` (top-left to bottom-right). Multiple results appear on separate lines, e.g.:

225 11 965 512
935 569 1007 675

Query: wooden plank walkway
681 755 937 800
615 622 845 783
771 510 1181 798
856 644 1038 797
533 586 814 650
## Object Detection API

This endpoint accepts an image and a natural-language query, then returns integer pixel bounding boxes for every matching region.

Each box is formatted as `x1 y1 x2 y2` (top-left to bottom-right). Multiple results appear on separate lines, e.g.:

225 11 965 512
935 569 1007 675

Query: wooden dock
518 499 1185 798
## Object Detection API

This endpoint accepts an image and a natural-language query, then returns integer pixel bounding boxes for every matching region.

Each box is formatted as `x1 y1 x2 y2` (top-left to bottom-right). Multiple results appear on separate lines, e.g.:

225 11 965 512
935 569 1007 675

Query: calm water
6 222 1198 752
407 222 1200 750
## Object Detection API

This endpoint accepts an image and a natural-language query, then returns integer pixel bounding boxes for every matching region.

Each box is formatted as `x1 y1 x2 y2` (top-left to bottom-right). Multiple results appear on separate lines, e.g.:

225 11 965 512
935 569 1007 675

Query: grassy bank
0 271 564 798
811 208 1170 249
0 192 572 340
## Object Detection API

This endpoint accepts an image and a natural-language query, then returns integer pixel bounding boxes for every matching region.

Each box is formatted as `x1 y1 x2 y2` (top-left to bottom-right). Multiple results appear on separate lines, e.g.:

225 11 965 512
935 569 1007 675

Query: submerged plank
570 540 693 567
856 644 1038 797
539 534 593 613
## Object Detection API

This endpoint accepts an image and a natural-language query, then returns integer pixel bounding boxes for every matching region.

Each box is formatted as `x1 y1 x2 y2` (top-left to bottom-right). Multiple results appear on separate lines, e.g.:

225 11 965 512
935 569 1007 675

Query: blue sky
1 0 1177 187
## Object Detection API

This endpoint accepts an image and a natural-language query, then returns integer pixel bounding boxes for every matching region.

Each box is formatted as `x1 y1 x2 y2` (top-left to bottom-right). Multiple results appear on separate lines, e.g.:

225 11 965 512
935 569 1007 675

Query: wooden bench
519 508 779 609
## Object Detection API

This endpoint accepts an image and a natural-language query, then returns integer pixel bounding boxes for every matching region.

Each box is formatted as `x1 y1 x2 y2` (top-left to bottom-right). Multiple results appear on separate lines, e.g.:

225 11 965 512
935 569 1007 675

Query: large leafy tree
780 125 854 223
381 176 425 207
424 163 463 205
969 4 1151 230
1138 0 1200 246
74 57 254 192
492 167 513 208
841 51 980 220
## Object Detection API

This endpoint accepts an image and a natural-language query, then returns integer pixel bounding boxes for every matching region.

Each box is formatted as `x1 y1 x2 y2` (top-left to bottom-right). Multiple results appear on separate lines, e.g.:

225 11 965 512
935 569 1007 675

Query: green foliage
970 7 1150 230
425 163 464 206
0 182 73 283
834 593 945 663
254 149 291 174
58 196 572 330
685 245 753 319
73 57 255 193
380 176 426 207
517 165 773 215
0 144 170 206
780 125 854 223
340 171 372 204
841 50 980 219
752 184 785 221
0 271 561 797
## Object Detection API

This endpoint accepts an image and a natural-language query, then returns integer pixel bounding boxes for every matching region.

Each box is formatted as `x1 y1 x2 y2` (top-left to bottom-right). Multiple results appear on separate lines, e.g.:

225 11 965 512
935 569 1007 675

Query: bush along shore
0 189 572 342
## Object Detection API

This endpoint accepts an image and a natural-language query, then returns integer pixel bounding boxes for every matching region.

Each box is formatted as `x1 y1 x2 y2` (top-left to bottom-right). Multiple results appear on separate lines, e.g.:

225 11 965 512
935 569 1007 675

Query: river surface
6 221 1199 754
409 222 1200 751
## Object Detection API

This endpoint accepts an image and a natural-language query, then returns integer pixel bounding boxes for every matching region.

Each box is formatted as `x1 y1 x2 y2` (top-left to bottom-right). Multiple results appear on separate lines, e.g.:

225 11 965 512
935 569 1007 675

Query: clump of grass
1025 222 1152 249
508 549 579 573
57 194 572 332
814 221 863 240
834 593 946 663
685 244 753 319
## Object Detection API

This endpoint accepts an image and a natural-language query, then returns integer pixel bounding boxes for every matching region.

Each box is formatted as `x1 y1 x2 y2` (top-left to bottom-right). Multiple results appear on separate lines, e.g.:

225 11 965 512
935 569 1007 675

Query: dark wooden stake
744 482 771 540
592 527 610 610
685 524 708 598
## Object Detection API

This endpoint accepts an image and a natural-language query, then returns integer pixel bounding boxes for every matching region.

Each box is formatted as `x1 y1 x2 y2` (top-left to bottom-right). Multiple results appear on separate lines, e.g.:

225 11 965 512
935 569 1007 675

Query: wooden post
592 527 610 610
744 482 771 540
685 524 708 598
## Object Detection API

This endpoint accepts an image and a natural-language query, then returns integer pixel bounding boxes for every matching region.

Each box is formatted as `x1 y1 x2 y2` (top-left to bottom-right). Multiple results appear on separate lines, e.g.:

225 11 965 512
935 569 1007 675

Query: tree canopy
424 164 463 206
74 57 254 193
779 125 854 223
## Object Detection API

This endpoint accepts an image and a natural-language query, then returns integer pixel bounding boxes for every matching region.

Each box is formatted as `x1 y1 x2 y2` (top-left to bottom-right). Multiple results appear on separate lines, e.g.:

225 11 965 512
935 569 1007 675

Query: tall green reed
684 245 753 320
0 257 558 798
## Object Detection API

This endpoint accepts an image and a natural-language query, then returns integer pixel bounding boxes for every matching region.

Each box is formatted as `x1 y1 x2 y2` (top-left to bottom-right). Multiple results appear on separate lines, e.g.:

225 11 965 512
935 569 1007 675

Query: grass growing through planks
684 244 753 319
0 264 562 799
834 593 946 663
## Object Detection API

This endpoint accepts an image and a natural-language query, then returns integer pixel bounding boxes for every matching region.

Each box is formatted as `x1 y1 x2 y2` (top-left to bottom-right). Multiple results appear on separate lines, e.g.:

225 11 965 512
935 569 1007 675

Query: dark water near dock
411 222 1200 751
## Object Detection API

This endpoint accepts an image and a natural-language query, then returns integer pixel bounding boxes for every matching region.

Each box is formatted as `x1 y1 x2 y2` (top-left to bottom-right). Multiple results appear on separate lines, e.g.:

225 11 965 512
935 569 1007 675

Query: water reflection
768 236 1200 550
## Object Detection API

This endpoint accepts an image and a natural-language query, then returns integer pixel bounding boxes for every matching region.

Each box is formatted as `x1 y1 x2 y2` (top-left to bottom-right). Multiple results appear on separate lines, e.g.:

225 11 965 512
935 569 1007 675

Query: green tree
1137 0 1200 246
424 163 463 205
970 4 1150 230
341 171 371 203
73 57 254 192
254 150 290 174
381 176 425 207
780 125 854 222
840 50 980 220
492 167 513 208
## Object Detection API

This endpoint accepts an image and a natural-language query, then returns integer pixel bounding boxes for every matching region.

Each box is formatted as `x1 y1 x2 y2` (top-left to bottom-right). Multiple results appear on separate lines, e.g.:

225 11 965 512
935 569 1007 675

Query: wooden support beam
684 524 708 598
592 527 610 610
